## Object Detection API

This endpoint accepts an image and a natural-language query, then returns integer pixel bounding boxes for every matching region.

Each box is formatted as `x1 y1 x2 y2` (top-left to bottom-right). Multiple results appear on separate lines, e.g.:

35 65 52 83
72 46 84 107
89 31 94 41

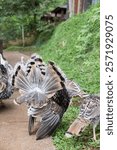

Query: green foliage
0 15 32 40
0 0 66 16
38 4 100 150
35 21 56 46
0 0 67 41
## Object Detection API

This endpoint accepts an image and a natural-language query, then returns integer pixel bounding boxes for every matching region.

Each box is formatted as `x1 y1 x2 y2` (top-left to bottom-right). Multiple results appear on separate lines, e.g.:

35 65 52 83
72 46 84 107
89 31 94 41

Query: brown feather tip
65 118 89 138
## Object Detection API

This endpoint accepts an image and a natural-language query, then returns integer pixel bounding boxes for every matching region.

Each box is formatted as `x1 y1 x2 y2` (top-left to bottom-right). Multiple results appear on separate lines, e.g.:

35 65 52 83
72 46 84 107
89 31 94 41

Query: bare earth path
0 51 55 150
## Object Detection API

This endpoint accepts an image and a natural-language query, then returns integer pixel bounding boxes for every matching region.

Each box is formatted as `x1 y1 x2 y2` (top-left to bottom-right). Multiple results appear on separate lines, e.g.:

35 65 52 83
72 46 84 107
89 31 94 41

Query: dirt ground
0 51 55 150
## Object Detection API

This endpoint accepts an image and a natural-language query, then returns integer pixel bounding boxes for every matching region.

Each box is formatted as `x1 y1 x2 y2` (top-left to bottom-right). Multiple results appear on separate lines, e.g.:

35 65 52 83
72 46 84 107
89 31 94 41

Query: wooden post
79 0 84 13
69 0 73 17
74 0 79 15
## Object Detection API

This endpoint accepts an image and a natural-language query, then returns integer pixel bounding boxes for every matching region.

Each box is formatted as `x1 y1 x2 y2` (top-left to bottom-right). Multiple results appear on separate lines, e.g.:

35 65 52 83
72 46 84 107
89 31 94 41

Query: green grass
38 3 100 150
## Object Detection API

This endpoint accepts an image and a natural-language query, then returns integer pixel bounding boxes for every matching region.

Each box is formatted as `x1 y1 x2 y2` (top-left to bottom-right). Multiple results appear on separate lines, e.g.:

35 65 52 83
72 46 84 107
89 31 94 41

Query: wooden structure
41 5 68 23
68 0 99 17
41 0 99 22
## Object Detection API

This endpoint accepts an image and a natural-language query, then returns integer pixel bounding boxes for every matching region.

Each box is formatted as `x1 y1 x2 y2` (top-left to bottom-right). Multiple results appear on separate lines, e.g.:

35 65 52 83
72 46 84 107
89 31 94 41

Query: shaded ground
0 51 55 150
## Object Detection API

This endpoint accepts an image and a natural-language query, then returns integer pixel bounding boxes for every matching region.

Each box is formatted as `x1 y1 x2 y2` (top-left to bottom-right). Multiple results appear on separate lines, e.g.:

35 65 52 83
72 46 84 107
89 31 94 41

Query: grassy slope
38 4 100 150
39 4 100 94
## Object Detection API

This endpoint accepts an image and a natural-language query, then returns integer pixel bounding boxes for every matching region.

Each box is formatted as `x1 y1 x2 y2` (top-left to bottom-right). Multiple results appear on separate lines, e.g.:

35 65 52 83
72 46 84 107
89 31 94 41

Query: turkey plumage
13 54 82 140
0 54 14 103
65 94 100 141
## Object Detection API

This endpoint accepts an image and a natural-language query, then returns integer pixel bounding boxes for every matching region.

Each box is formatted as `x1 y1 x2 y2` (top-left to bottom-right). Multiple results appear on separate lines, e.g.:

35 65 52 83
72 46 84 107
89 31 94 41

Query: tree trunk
21 25 25 47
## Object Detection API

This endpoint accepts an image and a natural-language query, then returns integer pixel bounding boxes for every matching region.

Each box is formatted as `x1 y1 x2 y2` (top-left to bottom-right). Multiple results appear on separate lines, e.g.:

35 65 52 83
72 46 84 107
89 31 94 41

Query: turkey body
13 53 82 140
28 87 70 140
0 64 13 101
65 95 100 141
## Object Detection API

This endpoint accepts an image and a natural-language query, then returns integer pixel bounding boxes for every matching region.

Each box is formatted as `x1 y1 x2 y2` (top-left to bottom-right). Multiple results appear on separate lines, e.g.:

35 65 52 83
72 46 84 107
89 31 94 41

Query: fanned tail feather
14 68 32 92
48 61 66 81
29 53 46 76
41 63 63 97
65 80 82 98
27 64 43 85
13 62 64 106
47 61 82 98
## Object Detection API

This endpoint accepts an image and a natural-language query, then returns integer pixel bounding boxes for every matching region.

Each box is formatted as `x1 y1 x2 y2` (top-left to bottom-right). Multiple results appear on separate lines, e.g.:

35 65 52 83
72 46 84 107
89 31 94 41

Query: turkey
0 54 14 104
13 53 83 140
65 94 100 141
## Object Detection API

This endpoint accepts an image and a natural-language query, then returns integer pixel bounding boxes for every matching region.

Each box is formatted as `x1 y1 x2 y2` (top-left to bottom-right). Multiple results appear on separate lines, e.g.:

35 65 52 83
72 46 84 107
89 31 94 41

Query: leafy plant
0 0 67 41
